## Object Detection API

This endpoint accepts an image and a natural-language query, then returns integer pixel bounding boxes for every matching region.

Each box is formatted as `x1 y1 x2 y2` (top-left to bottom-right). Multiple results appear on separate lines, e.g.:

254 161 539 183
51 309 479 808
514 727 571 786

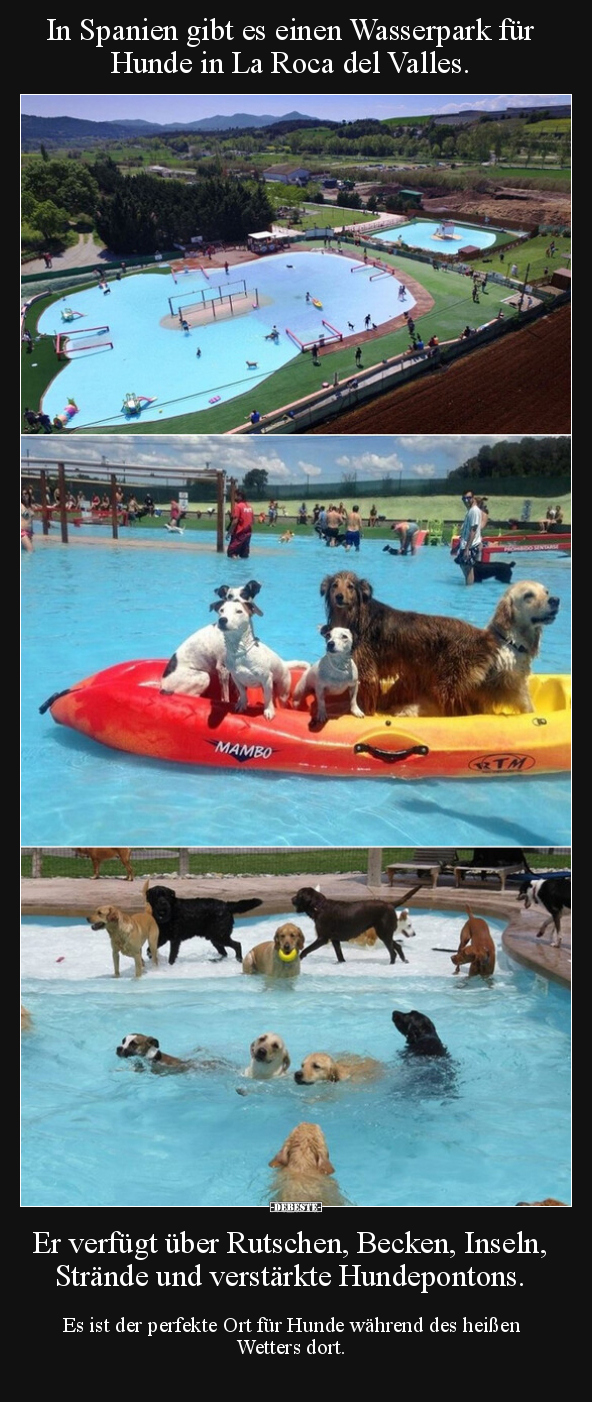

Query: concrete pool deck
21 872 570 988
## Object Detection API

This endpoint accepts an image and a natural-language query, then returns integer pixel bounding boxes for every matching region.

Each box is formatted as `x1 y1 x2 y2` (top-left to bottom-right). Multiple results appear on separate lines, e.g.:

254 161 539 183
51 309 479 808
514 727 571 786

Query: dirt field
421 187 571 230
308 304 571 435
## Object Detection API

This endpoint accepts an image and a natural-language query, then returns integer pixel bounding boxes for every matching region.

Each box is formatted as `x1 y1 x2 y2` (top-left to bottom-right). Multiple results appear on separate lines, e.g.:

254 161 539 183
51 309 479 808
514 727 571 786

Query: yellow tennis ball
278 947 298 963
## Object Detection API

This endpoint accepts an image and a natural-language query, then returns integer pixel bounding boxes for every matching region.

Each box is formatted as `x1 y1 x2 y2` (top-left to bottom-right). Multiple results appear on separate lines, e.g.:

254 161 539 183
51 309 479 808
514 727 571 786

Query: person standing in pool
227 488 254 559
454 489 483 585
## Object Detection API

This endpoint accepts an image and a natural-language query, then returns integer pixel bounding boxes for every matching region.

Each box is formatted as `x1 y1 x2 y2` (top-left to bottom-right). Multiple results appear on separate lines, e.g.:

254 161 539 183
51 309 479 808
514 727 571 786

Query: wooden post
40 470 50 536
216 470 225 553
57 462 68 543
31 849 42 878
110 473 119 540
366 848 383 889
178 848 189 877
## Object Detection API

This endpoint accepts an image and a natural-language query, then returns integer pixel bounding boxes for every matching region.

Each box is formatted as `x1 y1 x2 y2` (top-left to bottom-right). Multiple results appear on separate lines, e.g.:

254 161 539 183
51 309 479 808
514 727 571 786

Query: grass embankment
22 253 529 432
21 849 570 879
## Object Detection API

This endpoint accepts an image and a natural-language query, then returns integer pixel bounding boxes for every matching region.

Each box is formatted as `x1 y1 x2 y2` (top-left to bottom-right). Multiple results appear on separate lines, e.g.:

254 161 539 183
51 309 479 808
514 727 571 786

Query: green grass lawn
107 495 570 533
20 246 555 433
468 232 571 285
21 848 570 879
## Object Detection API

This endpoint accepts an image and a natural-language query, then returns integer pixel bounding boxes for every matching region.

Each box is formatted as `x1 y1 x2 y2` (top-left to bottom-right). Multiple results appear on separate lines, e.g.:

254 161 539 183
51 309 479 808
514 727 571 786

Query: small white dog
293 626 364 722
160 583 263 699
245 1032 291 1079
214 599 307 720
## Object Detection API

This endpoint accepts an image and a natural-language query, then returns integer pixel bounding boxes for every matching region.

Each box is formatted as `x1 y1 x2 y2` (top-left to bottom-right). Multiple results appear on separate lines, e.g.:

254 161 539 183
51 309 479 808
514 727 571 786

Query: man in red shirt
227 488 254 559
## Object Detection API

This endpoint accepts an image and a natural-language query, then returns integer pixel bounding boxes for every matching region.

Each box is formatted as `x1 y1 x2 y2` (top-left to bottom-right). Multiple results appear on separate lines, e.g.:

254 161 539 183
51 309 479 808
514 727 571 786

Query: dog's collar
490 624 528 654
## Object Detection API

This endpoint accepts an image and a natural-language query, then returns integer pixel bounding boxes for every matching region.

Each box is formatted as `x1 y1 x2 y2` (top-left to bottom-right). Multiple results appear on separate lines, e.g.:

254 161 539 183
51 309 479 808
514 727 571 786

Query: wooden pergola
21 456 229 551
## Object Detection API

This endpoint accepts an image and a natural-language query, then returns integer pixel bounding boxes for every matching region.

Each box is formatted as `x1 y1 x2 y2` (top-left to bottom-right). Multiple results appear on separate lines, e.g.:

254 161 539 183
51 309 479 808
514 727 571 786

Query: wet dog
451 908 496 978
294 1052 384 1083
268 1122 347 1205
161 584 263 699
86 881 159 978
116 1033 192 1072
392 1009 448 1057
246 1032 291 1079
292 626 364 723
321 572 559 716
292 886 408 965
145 885 262 964
242 923 305 977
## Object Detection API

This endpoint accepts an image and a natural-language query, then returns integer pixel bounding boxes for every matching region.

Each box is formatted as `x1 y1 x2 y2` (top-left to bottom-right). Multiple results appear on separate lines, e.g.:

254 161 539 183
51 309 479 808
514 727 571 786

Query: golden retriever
86 881 159 978
75 847 134 880
268 1122 347 1205
294 1052 384 1084
321 572 559 715
451 908 496 979
245 1032 291 1079
242 923 305 977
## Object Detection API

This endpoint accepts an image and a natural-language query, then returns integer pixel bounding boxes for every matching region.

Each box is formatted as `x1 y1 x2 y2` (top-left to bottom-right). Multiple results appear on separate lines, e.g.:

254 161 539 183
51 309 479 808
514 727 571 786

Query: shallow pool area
21 910 571 1207
37 251 415 429
22 532 571 847
374 220 499 252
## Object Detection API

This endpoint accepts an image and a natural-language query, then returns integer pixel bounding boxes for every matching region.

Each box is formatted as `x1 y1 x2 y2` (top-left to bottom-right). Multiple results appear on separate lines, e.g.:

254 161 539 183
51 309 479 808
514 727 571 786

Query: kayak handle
353 742 429 764
39 687 71 715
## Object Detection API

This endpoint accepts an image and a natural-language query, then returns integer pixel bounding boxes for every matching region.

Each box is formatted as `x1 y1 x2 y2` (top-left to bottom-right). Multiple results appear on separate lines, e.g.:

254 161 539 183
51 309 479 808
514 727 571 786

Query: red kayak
41 659 571 779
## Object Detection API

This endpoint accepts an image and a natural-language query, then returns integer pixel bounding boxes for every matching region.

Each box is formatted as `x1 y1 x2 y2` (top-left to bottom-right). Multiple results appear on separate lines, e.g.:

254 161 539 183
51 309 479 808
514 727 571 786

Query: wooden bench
386 849 460 889
453 849 530 893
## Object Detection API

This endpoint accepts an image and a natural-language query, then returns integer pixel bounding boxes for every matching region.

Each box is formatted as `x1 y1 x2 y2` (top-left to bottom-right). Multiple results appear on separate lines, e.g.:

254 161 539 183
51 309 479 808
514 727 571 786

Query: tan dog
242 923 305 977
245 1032 291 1079
294 1052 384 1084
352 908 416 947
451 908 496 978
280 530 295 543
268 1122 347 1205
116 1033 191 1072
86 881 159 978
21 1004 32 1032
75 847 134 880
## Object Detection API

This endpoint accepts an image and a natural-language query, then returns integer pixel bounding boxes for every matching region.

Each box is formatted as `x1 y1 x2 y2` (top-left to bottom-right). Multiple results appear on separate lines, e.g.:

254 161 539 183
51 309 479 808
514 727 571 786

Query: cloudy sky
20 434 562 486
22 94 570 124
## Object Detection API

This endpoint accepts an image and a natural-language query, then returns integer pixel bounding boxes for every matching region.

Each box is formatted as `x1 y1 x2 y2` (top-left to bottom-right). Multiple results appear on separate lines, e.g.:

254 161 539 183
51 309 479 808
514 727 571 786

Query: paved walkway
21 872 570 987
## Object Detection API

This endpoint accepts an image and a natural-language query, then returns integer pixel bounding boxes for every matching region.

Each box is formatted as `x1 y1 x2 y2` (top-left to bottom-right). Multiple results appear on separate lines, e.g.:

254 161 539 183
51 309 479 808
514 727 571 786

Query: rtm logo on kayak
469 753 536 772
210 740 276 763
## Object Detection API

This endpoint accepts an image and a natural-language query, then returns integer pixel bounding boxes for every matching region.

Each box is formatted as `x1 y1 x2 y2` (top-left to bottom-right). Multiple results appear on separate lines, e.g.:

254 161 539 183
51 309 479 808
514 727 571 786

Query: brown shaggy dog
320 572 559 716
451 908 496 979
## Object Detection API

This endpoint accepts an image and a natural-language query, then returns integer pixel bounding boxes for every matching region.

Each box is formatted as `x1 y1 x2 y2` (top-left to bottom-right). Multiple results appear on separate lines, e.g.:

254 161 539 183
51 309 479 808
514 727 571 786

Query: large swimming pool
36 252 415 429
22 531 571 847
21 911 571 1208
374 220 499 252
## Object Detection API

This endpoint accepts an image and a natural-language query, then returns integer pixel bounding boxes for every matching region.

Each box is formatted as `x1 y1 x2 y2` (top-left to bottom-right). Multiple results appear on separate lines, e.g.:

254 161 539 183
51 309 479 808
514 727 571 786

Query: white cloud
335 451 405 474
408 461 437 479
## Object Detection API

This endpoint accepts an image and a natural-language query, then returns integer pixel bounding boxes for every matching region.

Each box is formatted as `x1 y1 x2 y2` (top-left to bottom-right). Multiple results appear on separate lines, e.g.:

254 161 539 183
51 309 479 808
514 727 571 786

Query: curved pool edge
21 874 570 989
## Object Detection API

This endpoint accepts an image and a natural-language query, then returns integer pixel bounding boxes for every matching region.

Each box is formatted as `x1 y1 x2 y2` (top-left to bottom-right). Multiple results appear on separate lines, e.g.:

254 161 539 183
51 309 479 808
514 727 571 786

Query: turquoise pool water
375 220 498 252
36 251 415 429
22 532 571 847
21 911 571 1208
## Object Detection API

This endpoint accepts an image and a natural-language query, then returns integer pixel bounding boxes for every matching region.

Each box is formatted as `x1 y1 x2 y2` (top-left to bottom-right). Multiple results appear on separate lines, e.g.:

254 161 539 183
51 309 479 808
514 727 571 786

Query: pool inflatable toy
121 393 156 417
61 308 85 322
165 523 184 534
312 298 323 309
53 399 79 428
41 663 570 779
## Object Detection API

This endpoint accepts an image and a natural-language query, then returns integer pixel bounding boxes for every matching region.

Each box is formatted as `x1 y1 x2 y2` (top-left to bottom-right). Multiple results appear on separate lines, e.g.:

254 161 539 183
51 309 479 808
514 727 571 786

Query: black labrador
145 885 262 964
392 1009 449 1057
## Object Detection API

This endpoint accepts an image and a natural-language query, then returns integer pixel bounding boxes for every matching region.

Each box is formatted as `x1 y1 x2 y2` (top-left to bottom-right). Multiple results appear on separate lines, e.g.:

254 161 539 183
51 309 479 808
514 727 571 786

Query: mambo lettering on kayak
210 741 275 763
